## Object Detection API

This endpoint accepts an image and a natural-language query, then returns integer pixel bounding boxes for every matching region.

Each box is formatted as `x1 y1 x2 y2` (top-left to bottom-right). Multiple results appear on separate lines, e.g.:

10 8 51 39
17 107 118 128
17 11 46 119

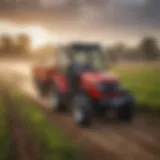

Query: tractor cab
56 43 106 73
68 43 106 73
56 43 107 95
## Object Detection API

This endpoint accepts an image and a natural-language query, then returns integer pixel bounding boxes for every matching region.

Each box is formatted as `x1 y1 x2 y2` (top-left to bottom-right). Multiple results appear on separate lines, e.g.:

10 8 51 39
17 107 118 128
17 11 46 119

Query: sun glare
0 22 54 49
22 25 54 49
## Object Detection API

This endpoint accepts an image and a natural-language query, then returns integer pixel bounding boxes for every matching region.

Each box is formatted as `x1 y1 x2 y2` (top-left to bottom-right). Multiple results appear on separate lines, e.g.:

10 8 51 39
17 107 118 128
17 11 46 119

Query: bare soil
29 95 160 160
1 60 160 160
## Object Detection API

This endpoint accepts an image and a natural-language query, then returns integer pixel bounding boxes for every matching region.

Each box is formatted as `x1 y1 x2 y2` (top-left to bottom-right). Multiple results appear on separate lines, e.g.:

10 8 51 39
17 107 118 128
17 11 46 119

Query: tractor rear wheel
72 93 93 127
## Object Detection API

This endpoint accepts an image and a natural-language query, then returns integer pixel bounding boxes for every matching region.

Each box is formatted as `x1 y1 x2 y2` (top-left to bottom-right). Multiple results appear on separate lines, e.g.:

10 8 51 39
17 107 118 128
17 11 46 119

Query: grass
112 64 160 112
0 98 13 160
12 92 83 160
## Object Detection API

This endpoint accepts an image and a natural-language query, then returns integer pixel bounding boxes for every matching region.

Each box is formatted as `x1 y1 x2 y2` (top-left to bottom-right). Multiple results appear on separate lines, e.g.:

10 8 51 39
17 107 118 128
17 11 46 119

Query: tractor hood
81 72 119 84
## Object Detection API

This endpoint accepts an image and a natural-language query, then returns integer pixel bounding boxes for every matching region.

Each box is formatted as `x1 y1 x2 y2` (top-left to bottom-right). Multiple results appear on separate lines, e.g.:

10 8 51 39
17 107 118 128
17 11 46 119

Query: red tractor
33 43 135 126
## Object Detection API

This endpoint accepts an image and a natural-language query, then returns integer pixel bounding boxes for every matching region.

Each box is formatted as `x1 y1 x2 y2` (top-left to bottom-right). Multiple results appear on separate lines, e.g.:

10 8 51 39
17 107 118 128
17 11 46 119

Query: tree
139 37 159 60
114 43 126 60
16 34 31 54
0 35 14 54
106 47 118 64
106 42 126 63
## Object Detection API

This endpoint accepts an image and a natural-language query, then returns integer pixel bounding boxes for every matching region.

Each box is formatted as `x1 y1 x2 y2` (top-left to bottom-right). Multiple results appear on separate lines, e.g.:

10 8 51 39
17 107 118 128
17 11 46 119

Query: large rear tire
49 85 65 113
34 78 45 97
72 93 93 127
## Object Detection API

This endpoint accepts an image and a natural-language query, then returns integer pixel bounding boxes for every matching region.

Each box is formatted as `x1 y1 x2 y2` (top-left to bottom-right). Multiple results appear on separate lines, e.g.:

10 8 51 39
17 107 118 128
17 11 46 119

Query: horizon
0 0 160 48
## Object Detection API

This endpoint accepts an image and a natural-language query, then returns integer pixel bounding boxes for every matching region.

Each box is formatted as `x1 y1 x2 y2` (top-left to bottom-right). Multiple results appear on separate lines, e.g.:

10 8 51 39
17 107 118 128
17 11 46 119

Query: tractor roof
68 43 101 51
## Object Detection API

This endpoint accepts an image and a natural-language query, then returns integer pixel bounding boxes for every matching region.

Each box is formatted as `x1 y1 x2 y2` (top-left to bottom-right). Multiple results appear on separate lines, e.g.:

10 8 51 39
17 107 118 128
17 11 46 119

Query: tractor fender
53 74 68 93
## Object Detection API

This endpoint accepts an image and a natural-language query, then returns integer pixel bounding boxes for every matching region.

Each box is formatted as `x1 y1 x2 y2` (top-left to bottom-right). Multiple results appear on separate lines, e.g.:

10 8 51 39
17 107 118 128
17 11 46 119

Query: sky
0 0 160 48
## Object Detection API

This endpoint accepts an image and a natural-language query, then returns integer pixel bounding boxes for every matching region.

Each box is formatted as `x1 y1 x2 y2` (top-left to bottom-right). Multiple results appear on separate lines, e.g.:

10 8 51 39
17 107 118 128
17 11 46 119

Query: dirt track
31 97 160 160
3 91 42 160
1 60 160 160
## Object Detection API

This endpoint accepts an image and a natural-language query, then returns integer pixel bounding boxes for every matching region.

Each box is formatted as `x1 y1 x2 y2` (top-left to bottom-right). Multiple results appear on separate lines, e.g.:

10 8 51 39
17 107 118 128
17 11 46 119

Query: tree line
106 37 160 63
0 34 31 57
0 34 159 61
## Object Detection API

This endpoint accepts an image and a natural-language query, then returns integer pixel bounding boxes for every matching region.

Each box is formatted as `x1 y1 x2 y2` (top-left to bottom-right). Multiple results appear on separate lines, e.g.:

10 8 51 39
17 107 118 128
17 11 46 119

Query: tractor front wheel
118 101 135 122
72 94 93 127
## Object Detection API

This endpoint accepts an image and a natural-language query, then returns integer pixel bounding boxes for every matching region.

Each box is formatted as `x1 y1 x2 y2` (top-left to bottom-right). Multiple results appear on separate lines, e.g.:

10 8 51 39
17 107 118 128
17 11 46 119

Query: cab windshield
72 49 106 72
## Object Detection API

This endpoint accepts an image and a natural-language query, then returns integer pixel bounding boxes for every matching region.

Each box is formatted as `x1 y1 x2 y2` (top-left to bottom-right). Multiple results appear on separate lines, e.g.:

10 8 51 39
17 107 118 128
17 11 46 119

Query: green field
112 63 160 112
12 92 82 160
0 99 13 160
